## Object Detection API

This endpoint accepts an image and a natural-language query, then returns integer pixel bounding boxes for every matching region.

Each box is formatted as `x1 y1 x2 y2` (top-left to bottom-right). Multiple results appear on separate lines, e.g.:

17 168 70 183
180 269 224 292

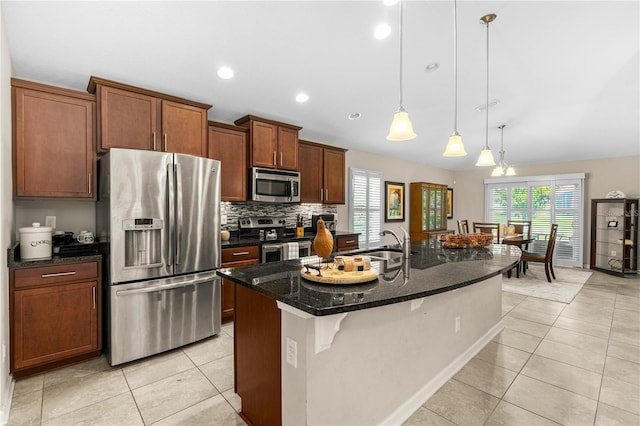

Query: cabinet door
13 87 95 198
277 127 299 170
220 258 259 323
162 100 208 157
209 126 247 201
323 148 345 204
13 281 99 370
298 142 323 203
251 121 278 168
97 85 159 151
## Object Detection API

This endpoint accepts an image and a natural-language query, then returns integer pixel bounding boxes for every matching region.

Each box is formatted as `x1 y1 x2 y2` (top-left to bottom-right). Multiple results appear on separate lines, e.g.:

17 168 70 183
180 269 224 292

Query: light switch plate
221 214 228 225
45 216 56 229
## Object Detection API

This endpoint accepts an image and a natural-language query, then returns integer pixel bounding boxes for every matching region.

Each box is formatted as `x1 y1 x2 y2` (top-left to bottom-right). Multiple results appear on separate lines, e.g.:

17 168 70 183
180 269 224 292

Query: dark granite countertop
221 231 360 249
217 241 521 316
7 242 102 270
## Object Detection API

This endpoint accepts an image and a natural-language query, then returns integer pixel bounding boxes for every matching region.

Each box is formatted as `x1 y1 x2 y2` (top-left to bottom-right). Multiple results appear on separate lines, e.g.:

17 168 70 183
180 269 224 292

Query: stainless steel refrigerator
97 148 221 366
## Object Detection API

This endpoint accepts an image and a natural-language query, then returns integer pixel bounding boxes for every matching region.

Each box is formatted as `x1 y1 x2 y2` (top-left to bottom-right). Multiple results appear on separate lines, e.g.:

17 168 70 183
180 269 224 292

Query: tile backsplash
221 202 337 230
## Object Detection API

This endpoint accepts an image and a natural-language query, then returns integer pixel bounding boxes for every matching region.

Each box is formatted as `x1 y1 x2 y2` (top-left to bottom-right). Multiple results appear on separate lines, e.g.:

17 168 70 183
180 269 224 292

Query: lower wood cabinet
10 260 102 378
221 245 259 323
335 234 359 252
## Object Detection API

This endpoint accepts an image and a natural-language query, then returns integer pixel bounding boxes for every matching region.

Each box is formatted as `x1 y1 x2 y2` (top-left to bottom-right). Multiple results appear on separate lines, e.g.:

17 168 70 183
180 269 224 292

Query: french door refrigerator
97 148 221 366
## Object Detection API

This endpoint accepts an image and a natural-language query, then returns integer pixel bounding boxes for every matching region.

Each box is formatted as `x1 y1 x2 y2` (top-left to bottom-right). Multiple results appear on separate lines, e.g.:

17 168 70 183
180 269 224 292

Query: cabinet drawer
336 236 359 252
222 246 259 263
14 261 99 289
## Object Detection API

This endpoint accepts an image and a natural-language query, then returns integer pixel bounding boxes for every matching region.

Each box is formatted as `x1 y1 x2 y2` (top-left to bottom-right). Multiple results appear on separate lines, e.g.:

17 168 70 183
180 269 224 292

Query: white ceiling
3 1 639 171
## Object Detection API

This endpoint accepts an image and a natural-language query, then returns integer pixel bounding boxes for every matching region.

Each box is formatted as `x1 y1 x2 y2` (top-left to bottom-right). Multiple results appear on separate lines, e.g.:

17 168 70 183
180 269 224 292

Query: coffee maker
311 214 336 234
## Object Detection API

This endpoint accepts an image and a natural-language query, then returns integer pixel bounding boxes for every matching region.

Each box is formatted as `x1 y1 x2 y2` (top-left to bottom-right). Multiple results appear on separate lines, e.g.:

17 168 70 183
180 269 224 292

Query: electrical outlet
45 215 56 229
455 316 461 333
286 337 297 368
221 214 228 225
611 250 617 257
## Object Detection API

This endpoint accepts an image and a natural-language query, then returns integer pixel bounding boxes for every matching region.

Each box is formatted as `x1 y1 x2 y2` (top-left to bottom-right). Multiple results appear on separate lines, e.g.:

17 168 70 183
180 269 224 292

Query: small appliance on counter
19 222 52 260
312 214 336 235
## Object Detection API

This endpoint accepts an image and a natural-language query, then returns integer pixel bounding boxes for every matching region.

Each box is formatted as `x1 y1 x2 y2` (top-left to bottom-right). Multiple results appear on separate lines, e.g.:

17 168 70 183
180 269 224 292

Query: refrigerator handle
175 163 183 265
167 162 175 267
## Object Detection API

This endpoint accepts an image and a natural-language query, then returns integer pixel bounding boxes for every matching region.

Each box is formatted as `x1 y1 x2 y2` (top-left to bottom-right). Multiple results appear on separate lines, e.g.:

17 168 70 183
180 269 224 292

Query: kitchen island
218 242 520 425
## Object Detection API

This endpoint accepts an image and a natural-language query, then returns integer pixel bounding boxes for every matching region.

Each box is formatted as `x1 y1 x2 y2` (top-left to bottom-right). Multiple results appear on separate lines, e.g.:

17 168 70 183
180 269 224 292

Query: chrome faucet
380 227 411 259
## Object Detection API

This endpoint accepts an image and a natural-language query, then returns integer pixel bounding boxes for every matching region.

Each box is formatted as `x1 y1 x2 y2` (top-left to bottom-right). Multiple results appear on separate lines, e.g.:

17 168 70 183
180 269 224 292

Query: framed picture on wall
447 188 454 219
385 181 405 222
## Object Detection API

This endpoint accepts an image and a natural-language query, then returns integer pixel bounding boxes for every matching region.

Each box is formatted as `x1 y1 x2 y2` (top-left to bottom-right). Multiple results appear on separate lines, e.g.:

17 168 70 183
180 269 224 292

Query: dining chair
521 223 558 283
457 219 469 234
507 219 532 250
472 222 500 243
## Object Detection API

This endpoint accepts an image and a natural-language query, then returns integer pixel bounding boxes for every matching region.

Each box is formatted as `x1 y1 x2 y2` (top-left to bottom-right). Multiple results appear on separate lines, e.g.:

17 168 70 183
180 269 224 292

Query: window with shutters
485 174 585 267
349 168 382 249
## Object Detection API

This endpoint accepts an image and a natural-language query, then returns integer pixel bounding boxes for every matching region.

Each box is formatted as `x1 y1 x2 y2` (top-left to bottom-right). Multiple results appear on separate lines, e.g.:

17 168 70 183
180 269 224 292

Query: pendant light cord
399 0 404 110
453 0 458 133
485 18 490 150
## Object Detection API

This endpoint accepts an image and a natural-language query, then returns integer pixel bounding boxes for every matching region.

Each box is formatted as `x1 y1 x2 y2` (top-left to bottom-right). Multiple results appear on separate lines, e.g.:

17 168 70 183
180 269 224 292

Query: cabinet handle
233 251 250 256
320 189 324 201
273 152 276 165
88 173 92 195
41 271 76 278
280 152 283 166
345 240 355 244
325 189 328 201
153 132 157 150
92 286 96 309
163 134 167 152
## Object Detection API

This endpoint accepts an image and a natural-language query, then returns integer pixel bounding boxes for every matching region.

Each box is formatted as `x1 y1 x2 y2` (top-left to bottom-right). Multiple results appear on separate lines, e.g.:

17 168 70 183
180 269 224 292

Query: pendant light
475 14 496 167
443 0 467 156
386 0 416 141
491 124 517 176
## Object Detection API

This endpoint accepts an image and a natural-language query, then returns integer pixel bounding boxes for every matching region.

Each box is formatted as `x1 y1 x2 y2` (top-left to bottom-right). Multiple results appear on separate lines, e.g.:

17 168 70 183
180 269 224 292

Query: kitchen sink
354 249 404 267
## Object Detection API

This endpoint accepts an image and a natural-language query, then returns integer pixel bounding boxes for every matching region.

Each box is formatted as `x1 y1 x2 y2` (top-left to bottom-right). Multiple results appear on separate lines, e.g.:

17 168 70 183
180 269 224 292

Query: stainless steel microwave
251 168 300 203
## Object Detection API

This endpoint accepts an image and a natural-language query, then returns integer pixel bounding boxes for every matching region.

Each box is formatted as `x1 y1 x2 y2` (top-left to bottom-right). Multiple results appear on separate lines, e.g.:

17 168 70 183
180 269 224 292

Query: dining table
501 234 533 277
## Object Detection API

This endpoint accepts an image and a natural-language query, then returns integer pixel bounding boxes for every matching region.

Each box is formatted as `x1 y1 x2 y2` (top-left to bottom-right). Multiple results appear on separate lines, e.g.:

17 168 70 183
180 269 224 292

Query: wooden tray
301 264 379 285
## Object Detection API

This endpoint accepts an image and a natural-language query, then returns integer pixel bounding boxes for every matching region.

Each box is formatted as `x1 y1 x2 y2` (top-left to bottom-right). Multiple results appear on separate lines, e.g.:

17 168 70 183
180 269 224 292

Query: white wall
0 4 14 423
336 148 456 239
452 155 640 266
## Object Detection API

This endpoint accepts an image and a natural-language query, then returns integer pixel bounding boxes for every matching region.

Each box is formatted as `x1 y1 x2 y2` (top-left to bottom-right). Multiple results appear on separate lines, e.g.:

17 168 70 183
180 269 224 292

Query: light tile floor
6 270 640 425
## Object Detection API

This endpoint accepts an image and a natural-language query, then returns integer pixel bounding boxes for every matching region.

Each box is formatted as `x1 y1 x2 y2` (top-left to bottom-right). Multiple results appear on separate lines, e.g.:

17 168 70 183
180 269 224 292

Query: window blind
485 174 584 267
349 168 382 249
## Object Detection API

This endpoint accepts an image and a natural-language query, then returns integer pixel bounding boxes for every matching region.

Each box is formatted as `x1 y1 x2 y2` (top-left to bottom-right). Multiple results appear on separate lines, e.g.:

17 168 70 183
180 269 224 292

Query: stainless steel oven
262 241 312 263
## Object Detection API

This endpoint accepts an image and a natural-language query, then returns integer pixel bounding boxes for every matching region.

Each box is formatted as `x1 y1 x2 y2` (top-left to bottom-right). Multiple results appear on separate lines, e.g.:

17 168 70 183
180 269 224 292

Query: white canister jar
19 222 53 260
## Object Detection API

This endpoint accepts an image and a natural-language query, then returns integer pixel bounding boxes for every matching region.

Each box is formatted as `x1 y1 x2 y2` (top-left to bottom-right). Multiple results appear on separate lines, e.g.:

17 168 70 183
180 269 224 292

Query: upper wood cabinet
12 79 96 199
208 121 248 202
410 182 448 242
234 115 301 171
298 140 346 204
88 76 211 157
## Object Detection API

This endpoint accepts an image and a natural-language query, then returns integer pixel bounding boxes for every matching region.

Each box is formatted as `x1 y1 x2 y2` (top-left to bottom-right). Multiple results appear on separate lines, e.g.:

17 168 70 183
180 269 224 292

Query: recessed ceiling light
348 113 362 120
475 99 500 111
425 62 439 72
296 93 309 103
383 0 399 6
374 23 391 40
217 66 234 79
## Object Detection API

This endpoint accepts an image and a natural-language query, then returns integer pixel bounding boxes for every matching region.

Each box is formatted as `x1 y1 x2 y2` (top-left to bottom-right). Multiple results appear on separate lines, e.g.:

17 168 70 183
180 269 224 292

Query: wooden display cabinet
88 76 211 157
590 198 638 276
12 79 96 199
298 140 346 204
235 115 301 171
208 121 248 201
410 182 449 242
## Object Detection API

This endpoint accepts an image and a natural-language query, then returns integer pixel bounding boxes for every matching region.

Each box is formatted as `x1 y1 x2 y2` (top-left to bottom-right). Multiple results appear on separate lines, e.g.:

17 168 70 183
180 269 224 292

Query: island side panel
281 275 502 426
235 284 282 426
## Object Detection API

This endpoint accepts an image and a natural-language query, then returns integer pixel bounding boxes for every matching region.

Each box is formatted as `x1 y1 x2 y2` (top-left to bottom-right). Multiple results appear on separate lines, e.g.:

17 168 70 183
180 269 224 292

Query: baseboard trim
381 320 504 425
0 376 15 426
